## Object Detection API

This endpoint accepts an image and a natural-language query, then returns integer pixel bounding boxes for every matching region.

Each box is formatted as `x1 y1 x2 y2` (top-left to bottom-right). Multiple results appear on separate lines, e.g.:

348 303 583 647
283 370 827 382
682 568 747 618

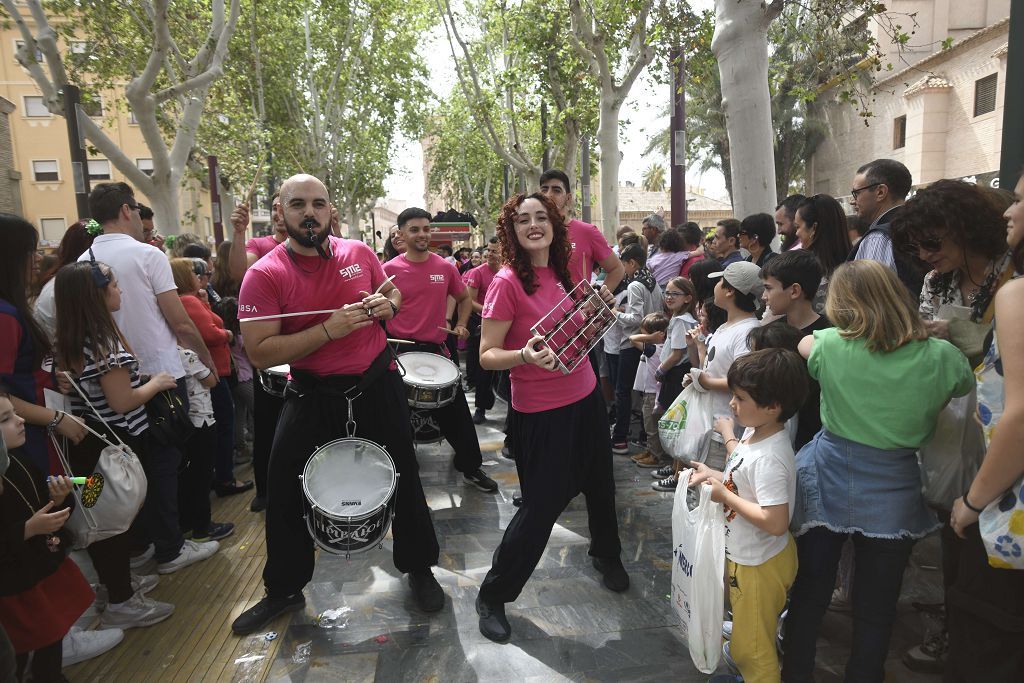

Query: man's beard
285 216 331 257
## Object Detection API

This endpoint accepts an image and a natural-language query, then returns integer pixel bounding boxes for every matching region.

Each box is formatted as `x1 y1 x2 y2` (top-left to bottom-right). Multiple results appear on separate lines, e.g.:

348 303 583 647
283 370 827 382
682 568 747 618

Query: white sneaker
62 626 124 666
99 590 174 630
129 544 155 570
156 539 219 575
94 573 160 612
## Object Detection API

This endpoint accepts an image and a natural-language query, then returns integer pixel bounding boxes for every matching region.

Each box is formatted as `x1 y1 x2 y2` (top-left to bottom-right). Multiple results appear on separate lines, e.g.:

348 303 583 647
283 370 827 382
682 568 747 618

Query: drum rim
301 437 397 521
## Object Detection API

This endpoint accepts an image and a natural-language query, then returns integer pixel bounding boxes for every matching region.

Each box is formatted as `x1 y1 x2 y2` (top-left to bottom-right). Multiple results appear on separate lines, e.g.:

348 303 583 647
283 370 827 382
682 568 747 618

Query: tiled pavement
262 386 946 683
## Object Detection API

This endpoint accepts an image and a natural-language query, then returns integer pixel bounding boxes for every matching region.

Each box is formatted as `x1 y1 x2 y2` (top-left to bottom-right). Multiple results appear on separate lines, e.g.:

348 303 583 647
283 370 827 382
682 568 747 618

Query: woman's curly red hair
496 192 574 295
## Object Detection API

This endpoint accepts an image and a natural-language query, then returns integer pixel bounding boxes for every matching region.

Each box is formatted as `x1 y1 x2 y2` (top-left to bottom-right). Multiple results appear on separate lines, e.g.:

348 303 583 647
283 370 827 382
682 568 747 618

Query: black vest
847 207 927 300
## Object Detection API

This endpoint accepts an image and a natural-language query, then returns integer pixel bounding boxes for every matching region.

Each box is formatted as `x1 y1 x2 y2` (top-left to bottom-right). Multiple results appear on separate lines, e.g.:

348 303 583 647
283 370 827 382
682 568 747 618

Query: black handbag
145 388 194 448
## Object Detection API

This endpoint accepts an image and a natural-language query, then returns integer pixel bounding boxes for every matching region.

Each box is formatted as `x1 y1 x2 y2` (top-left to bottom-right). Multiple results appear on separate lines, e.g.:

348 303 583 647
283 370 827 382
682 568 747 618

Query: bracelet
963 491 984 514
725 437 739 447
322 322 333 341
389 300 399 316
520 348 527 365
46 411 64 431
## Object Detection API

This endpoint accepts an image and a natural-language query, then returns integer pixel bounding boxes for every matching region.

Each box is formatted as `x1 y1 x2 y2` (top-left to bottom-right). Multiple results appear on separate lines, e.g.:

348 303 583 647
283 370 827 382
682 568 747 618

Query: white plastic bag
918 390 985 509
658 383 713 462
671 470 726 673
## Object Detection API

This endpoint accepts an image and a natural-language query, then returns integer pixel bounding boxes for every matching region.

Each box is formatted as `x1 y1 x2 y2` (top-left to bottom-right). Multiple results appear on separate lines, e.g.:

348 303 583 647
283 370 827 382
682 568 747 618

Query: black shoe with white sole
231 593 305 635
464 468 498 493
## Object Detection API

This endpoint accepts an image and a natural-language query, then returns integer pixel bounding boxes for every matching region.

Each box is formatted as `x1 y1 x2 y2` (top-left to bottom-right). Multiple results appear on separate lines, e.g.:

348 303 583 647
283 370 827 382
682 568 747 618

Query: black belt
287 347 393 399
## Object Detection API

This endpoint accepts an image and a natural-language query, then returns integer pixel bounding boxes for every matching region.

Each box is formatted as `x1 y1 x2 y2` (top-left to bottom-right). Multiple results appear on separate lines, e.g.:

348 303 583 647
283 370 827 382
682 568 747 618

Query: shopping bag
658 383 713 461
671 470 726 673
918 390 985 509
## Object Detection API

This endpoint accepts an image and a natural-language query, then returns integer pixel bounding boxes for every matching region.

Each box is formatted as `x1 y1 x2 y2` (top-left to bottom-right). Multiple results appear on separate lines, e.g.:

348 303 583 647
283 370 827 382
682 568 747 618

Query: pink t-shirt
463 263 499 304
566 219 613 285
246 234 284 260
237 236 388 376
482 266 596 413
383 253 465 344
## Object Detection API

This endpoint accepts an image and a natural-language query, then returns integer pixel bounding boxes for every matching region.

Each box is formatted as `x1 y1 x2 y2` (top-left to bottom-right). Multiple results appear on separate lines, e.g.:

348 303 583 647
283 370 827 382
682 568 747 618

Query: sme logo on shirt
571 242 576 250
482 301 495 316
429 274 445 283
339 264 363 279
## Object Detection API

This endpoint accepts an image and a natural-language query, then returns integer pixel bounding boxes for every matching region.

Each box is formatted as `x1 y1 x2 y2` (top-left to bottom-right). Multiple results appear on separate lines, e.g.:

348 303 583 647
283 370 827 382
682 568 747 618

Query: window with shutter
974 74 997 117
893 115 906 149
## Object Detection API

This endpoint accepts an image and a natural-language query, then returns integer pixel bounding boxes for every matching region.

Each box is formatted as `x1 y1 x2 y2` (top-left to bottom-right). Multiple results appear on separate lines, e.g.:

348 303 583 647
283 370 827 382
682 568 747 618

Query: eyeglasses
850 183 882 199
664 291 686 298
126 203 140 213
908 235 945 253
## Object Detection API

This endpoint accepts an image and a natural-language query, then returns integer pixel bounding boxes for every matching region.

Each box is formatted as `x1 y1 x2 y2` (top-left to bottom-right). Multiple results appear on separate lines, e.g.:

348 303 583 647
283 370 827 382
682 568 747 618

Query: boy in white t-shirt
628 312 670 468
688 348 809 683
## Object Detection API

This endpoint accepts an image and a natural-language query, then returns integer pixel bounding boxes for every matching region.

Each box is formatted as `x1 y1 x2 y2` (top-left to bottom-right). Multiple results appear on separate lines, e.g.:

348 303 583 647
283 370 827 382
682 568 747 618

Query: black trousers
178 423 216 535
397 342 482 474
252 373 283 498
468 334 495 412
262 369 440 598
479 386 622 604
943 521 1024 682
15 640 61 683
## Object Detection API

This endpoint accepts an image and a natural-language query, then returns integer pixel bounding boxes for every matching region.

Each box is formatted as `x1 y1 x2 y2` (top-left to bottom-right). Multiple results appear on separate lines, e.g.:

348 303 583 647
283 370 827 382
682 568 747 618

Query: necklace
286 243 325 274
2 457 62 552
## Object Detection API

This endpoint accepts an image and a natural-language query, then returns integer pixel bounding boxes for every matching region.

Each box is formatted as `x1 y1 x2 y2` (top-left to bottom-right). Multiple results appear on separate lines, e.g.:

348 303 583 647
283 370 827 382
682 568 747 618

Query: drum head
267 364 290 377
302 438 396 517
400 352 460 386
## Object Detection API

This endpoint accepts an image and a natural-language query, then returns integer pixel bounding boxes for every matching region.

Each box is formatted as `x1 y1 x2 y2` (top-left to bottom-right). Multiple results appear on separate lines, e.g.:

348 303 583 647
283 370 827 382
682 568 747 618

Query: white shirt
663 313 697 366
34 278 57 344
722 429 795 566
702 316 759 420
178 348 214 427
80 233 185 378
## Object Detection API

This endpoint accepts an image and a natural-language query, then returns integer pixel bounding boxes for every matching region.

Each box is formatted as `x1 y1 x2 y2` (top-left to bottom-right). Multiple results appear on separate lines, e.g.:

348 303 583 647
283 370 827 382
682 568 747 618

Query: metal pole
581 136 592 224
208 155 224 245
669 47 687 227
62 85 90 218
999 1 1023 191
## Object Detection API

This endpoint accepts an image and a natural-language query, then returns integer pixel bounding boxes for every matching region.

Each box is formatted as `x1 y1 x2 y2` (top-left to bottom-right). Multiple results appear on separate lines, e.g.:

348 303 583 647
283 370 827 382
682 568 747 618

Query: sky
381 8 729 210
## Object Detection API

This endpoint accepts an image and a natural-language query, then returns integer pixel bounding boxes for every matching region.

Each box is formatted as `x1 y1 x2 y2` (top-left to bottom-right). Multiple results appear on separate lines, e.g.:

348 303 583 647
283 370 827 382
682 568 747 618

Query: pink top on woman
482 265 596 413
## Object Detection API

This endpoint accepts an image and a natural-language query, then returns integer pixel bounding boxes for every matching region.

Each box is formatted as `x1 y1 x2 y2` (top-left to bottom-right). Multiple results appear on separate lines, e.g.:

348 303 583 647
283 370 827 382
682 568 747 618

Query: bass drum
410 408 442 444
300 438 398 556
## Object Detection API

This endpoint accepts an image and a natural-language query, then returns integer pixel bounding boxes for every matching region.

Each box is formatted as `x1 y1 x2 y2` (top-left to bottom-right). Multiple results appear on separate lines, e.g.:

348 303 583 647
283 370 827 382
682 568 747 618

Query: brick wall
0 97 22 215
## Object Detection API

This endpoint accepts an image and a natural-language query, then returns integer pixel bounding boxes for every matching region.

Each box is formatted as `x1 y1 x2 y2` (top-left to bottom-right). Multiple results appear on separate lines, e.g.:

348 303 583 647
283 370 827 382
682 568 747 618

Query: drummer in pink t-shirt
383 208 498 494
463 237 502 421
231 175 443 637
474 192 628 643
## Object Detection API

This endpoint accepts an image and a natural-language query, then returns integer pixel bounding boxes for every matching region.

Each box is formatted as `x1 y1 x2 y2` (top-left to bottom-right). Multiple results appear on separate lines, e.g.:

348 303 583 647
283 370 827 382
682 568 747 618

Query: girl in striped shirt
54 261 177 630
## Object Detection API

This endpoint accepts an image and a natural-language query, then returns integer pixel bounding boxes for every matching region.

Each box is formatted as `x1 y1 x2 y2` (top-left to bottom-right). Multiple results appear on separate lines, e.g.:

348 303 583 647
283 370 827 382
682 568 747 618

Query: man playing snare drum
382 207 498 494
231 175 444 635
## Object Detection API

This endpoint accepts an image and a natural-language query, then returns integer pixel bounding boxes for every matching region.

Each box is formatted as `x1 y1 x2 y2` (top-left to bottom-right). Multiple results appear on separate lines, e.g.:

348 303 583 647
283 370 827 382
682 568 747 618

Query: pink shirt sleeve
237 266 280 321
446 261 467 298
464 267 481 289
588 224 612 264
482 275 516 321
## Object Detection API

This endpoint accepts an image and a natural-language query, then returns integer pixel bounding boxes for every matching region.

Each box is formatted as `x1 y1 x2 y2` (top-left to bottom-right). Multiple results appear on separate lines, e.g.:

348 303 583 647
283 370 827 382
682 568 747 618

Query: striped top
70 342 149 436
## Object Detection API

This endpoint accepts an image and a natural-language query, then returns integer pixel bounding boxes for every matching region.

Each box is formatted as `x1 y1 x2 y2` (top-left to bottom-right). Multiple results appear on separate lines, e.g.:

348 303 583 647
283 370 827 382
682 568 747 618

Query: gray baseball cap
708 261 765 297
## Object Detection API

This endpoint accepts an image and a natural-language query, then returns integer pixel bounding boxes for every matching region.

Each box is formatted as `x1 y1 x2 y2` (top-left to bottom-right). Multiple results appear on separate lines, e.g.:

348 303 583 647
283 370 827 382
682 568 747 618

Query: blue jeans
612 346 641 442
210 378 236 483
782 526 915 682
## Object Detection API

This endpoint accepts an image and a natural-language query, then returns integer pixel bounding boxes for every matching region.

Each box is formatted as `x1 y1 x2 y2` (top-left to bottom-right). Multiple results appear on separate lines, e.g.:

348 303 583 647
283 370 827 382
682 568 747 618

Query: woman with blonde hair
782 260 975 682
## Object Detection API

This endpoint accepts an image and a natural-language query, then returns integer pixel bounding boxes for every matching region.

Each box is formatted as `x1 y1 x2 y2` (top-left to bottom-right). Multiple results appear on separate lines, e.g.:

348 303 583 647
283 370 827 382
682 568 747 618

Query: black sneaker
592 556 629 592
476 594 511 642
512 493 523 507
652 464 674 479
902 630 948 673
249 495 267 512
193 522 234 542
231 593 305 635
464 469 498 493
408 569 444 613
472 409 487 425
652 475 678 492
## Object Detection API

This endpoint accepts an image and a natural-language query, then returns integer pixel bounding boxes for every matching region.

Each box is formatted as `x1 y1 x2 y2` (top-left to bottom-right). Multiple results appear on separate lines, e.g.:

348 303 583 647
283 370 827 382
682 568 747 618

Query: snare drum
300 438 399 556
399 352 461 409
258 364 290 398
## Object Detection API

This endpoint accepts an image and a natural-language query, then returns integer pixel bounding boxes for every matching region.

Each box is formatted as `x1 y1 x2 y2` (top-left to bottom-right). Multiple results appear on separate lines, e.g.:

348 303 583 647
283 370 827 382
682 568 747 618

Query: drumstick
437 325 459 335
387 338 415 345
242 278 397 322
245 158 265 203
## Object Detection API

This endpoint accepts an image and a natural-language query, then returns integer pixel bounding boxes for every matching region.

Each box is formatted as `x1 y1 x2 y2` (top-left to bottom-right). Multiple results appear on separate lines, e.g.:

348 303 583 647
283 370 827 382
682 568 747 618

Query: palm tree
642 163 667 192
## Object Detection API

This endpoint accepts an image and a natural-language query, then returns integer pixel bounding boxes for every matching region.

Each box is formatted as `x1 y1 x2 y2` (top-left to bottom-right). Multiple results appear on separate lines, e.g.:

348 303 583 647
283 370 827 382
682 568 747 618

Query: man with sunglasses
848 158 926 296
